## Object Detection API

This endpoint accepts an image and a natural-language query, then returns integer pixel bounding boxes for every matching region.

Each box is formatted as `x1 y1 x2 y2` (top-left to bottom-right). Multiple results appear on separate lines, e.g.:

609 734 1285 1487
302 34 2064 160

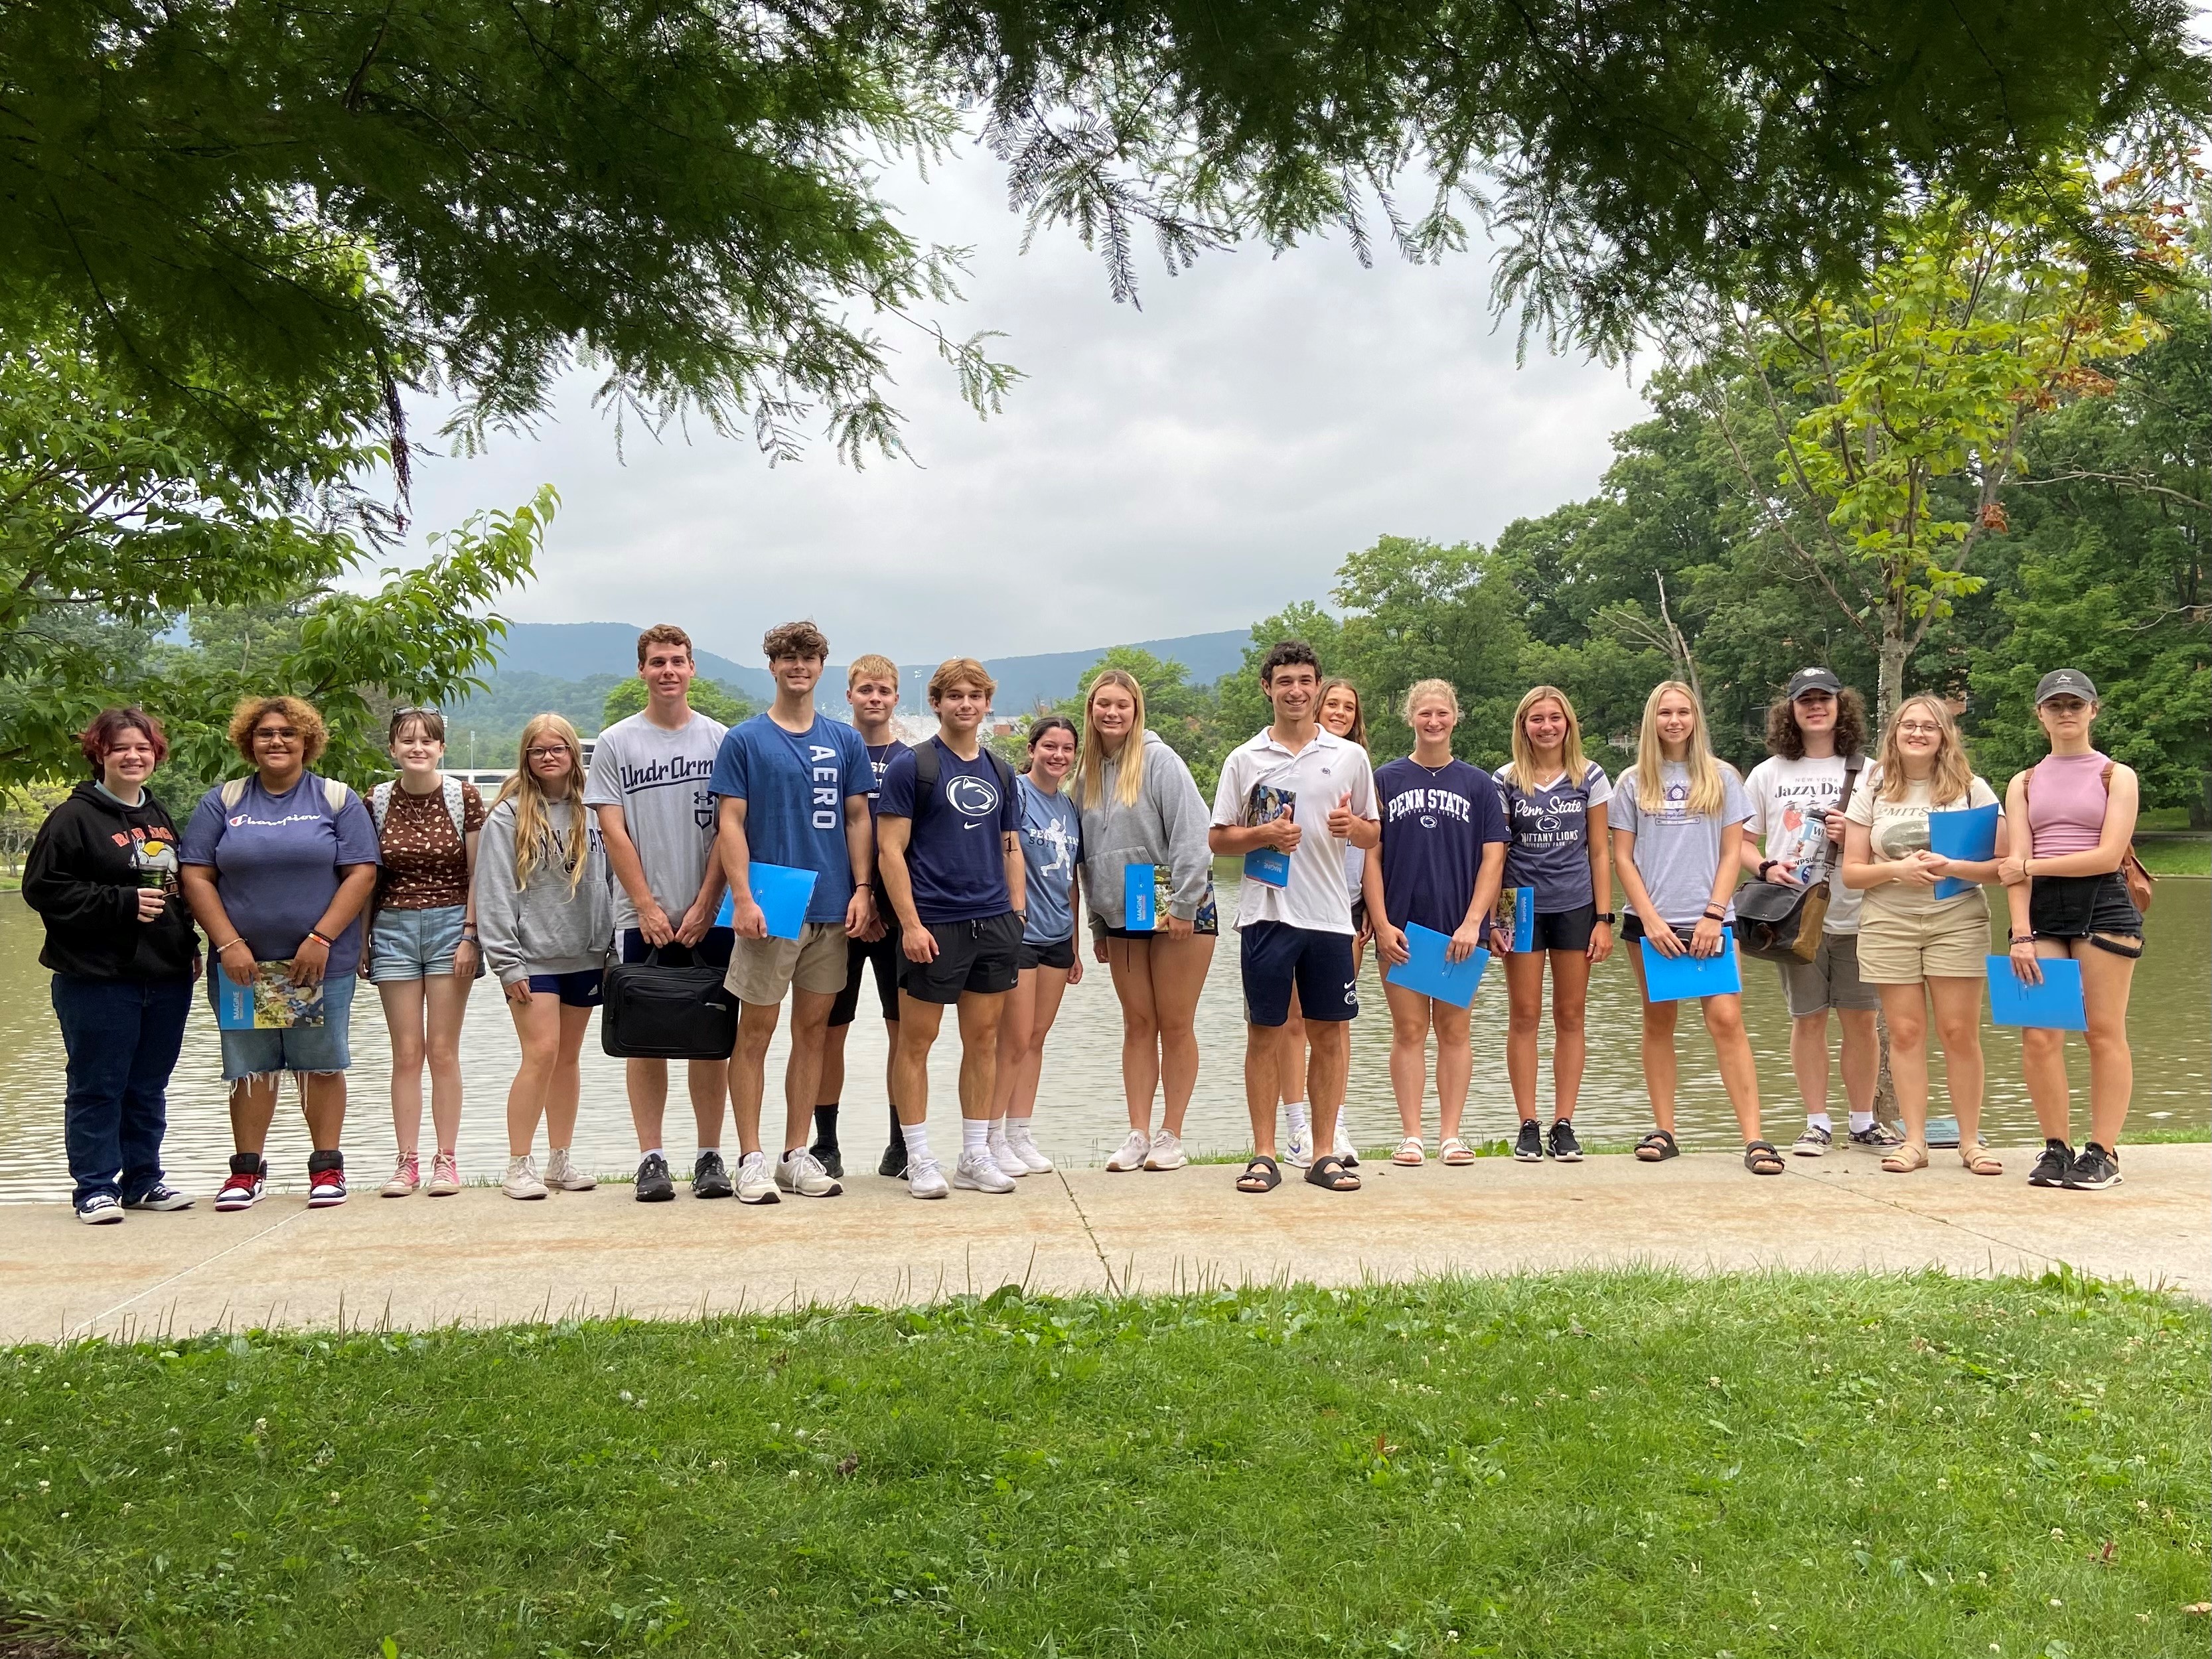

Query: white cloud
398 145 1647 663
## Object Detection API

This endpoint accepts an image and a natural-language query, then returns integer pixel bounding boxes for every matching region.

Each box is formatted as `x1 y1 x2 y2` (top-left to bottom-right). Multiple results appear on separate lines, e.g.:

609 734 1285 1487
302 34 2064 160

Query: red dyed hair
79 707 169 774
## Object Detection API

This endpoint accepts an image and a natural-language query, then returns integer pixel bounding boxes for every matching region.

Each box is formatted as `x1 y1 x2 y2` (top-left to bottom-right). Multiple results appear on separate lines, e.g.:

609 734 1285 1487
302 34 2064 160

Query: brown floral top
376 778 487 910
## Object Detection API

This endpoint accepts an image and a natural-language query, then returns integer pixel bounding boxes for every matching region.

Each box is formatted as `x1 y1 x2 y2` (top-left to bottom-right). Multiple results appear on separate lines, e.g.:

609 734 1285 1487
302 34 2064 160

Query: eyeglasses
253 727 299 741
1896 721 1943 736
526 745 571 760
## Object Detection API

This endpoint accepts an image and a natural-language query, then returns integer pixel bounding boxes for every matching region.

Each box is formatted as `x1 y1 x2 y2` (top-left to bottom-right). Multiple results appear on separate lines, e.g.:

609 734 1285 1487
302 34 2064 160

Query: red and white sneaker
425 1151 461 1196
307 1159 348 1208
214 1158 265 1212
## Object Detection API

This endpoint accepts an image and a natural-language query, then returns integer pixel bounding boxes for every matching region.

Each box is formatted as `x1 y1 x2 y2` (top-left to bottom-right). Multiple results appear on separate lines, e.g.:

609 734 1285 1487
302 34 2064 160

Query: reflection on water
0 872 2203 1199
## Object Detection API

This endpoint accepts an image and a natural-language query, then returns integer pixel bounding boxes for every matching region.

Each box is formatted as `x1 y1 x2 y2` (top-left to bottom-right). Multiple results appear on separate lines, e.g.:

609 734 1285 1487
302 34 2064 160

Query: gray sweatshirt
1078 731 1213 932
473 796 613 985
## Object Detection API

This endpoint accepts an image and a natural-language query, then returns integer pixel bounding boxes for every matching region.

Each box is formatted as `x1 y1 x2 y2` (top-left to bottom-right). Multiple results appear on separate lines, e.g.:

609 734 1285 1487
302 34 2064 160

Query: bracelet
2009 931 2037 946
214 937 246 955
1702 906 1726 921
1757 859 1777 879
305 930 332 948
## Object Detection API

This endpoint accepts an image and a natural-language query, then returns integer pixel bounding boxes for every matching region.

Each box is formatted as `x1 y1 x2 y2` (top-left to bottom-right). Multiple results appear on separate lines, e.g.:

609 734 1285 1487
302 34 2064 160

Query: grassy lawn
2135 841 2209 877
3 1273 2206 1658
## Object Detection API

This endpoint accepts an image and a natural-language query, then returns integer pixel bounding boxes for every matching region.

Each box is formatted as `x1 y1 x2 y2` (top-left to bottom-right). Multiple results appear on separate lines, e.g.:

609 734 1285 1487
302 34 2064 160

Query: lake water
0 873 2203 1199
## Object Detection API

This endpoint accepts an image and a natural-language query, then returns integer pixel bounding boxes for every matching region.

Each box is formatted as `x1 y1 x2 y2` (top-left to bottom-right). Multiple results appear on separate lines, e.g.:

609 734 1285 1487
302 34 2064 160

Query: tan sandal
1960 1141 2003 1177
1881 1141 1930 1174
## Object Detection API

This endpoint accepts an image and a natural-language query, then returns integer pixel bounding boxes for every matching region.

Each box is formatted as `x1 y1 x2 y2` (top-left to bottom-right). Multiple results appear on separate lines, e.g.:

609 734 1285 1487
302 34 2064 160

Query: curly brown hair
1765 685 1868 761
763 619 829 662
227 695 329 766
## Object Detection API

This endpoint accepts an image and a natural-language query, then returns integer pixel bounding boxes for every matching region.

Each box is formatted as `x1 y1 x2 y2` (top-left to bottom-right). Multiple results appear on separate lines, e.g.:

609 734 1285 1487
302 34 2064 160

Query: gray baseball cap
2034 668 2099 705
1785 666 1843 700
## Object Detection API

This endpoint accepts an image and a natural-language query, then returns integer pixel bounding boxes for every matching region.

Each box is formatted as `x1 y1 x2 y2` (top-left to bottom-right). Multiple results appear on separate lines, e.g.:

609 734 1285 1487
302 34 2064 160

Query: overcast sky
398 145 1650 666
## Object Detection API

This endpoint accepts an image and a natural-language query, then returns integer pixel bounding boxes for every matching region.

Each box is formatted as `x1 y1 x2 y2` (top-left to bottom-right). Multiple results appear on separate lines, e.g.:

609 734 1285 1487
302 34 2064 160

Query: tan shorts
724 923 850 1006
1856 902 1988 985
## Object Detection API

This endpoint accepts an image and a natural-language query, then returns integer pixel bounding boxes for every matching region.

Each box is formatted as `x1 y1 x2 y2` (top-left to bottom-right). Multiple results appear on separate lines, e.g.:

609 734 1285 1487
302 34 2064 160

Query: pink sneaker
378 1154 419 1198
426 1151 461 1197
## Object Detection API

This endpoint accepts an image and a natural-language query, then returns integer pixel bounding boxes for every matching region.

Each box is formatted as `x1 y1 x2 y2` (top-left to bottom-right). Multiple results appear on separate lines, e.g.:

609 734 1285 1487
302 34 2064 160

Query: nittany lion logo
946 774 1001 822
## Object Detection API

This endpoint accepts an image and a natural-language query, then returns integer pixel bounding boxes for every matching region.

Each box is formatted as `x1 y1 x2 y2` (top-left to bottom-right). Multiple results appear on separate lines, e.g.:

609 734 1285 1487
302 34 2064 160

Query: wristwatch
1594 912 1617 925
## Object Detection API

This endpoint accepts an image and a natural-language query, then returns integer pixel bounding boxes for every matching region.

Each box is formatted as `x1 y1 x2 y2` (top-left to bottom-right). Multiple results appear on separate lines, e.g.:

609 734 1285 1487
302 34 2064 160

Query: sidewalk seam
65 1205 308 1342
1053 1171 1121 1296
1784 1167 2062 1270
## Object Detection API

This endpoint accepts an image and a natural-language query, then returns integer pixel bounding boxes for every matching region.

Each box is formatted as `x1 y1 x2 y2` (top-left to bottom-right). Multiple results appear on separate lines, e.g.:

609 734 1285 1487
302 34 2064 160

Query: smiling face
1088 681 1136 746
1792 690 1838 737
1892 700 1945 768
252 713 305 782
389 717 445 776
1653 689 1698 753
1264 661 1320 724
771 651 824 699
1409 694 1457 748
932 678 991 737
1030 725 1077 785
1522 697 1568 758
101 725 159 794
1319 685 1361 740
640 643 696 705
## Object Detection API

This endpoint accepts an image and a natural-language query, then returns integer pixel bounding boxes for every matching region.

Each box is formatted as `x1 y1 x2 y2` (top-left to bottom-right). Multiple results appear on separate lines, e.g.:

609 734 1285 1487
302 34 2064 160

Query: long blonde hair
1633 681 1728 816
1074 670 1149 810
1507 684 1587 785
497 714 590 895
1873 695 1976 805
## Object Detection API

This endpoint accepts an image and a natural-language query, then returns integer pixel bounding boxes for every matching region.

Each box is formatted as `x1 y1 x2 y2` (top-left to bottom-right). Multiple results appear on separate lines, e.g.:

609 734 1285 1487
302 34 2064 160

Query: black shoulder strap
987 747 1016 800
1837 753 1866 814
909 737 939 804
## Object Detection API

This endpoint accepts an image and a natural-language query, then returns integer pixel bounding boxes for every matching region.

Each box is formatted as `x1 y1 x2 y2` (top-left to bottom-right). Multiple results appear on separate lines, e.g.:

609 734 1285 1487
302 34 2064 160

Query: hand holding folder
1384 922 1491 1008
1928 804 1999 901
713 863 819 940
1638 928 1743 1002
1986 954 2087 1030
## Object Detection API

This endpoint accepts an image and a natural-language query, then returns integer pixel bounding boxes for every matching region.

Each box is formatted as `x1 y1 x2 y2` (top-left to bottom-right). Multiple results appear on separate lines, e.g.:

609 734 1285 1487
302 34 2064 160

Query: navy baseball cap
1785 667 1844 700
2035 668 2098 705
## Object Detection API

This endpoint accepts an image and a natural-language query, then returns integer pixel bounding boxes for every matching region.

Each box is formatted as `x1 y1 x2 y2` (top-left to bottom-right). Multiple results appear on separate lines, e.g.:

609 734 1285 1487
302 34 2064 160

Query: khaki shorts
1777 930 1882 1016
1856 902 1988 985
724 922 850 1006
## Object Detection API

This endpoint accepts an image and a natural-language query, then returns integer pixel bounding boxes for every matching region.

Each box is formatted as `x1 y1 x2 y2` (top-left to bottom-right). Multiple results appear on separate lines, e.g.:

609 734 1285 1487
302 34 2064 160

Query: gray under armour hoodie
1076 730 1214 933
473 796 613 985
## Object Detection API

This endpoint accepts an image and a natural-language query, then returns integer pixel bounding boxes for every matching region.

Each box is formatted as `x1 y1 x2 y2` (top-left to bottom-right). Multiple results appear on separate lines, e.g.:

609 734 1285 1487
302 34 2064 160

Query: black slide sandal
1305 1154 1361 1192
1236 1155 1282 1194
1634 1129 1678 1163
1743 1139 1785 1175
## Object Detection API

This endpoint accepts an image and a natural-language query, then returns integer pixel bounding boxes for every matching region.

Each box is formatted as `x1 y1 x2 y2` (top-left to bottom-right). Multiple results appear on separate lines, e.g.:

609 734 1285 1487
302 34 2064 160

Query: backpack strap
909 737 940 809
370 779 396 831
441 774 467 837
322 776 350 814
219 778 246 810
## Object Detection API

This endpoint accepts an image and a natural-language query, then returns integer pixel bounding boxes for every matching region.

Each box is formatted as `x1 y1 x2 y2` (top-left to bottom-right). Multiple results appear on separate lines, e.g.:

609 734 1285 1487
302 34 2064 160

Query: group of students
25 620 2146 1222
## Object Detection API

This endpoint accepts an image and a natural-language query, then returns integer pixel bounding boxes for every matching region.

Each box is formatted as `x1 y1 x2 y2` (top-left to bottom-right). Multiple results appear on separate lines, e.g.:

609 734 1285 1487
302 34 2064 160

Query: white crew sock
1806 1112 1833 1133
1007 1116 1035 1139
986 1116 1008 1143
962 1119 990 1155
641 1147 663 1161
901 1122 932 1164
1284 1100 1311 1137
1848 1110 1875 1133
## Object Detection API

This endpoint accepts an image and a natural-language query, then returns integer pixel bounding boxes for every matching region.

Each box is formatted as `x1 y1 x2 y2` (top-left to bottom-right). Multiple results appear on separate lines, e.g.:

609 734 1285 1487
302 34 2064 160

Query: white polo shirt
1211 726 1377 934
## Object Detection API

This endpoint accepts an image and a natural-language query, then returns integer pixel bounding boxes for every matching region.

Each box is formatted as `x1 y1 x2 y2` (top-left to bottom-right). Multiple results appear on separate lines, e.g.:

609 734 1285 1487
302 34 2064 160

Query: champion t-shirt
1016 776 1082 944
179 775 382 976
583 710 727 930
708 713 872 925
876 739 1023 924
1744 754 1865 934
1496 760 1613 914
1373 757 1510 936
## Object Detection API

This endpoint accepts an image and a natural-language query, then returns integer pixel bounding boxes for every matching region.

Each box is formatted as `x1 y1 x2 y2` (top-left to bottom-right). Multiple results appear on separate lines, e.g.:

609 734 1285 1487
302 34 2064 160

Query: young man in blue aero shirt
710 621 875 1204
874 658 1027 1200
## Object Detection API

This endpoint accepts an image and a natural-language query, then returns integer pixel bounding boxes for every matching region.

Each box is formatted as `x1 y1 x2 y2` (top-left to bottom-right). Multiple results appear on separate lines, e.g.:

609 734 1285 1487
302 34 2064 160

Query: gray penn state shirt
583 709 727 930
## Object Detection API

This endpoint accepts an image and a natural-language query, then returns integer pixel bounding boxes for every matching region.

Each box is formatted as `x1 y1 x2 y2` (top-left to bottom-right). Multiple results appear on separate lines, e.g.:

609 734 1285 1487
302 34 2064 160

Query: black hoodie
23 781 201 980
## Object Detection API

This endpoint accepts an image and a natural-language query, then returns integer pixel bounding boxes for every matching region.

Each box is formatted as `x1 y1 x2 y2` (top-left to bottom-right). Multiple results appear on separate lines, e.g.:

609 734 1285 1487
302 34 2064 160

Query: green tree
1058 646 1219 788
601 677 753 732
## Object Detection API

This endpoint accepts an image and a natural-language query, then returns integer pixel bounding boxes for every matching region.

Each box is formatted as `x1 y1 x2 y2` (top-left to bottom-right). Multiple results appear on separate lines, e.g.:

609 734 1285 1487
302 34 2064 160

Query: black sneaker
1513 1119 1543 1162
1547 1119 1584 1162
811 1143 844 1180
124 1183 194 1211
878 1104 908 1179
2061 1143 2122 1191
2028 1139 2075 1189
634 1153 676 1202
692 1150 734 1199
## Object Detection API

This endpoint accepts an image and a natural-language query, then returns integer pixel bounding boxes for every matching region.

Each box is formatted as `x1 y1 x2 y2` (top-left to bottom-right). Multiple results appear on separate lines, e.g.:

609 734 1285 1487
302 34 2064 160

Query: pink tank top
2028 752 2109 857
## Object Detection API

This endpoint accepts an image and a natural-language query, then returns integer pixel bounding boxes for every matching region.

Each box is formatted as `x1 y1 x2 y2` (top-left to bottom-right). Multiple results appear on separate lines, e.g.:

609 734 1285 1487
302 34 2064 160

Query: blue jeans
50 974 193 1206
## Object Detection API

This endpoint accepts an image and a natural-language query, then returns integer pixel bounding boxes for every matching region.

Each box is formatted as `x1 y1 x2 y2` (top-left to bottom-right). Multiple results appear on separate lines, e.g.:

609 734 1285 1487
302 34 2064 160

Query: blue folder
1123 862 1157 932
1384 922 1490 1009
714 863 819 940
1242 847 1290 889
1986 954 2087 1031
1929 803 1999 900
1638 928 1743 1002
1495 887 1535 953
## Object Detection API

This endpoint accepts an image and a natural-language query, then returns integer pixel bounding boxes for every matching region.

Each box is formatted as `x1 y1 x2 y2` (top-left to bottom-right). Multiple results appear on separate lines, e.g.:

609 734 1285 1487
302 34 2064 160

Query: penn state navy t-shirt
1496 760 1614 913
1373 757 1509 936
707 714 871 924
875 739 1023 924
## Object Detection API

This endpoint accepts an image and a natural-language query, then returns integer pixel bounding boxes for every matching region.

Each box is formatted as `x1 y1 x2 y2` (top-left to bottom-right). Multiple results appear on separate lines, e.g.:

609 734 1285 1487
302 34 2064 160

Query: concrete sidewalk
3 1141 2205 1342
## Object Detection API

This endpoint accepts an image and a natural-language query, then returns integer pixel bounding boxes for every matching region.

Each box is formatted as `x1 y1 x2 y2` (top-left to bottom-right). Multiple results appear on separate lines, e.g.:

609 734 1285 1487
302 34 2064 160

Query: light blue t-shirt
1016 776 1082 944
707 714 872 925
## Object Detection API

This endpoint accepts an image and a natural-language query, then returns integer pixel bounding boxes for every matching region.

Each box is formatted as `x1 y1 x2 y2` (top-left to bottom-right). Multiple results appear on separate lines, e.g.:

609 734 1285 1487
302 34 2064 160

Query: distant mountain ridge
488 622 1252 712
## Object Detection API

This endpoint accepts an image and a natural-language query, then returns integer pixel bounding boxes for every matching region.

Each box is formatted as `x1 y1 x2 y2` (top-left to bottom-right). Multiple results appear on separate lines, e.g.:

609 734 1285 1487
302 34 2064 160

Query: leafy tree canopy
601 676 754 732
6 0 2203 465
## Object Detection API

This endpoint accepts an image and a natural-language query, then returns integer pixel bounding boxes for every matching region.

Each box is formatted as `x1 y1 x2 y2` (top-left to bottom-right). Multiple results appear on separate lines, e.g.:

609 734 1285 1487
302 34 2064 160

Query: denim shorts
212 972 356 1080
368 904 468 983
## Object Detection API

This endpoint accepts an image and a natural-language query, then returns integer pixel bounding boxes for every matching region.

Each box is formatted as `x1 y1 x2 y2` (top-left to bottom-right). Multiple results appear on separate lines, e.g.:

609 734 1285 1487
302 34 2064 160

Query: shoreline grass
3 1269 2205 1657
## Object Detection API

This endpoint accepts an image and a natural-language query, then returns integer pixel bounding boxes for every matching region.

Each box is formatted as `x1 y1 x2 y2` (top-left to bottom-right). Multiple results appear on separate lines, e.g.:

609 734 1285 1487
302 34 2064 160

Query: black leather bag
1735 755 1864 965
599 945 738 1060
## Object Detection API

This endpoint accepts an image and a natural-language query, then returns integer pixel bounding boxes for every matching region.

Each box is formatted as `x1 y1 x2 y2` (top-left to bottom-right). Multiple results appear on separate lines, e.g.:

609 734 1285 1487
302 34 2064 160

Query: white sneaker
1333 1121 1361 1168
1143 1130 1187 1171
1284 1123 1313 1169
502 1155 548 1200
1005 1123 1054 1173
774 1148 843 1198
544 1148 597 1191
735 1151 781 1205
1105 1130 1151 1171
907 1156 949 1200
955 1149 1018 1193
986 1132 1029 1179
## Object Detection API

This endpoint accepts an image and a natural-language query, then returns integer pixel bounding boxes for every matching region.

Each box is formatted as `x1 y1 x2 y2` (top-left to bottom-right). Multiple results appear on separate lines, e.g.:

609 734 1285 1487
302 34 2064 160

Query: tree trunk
1877 601 1907 729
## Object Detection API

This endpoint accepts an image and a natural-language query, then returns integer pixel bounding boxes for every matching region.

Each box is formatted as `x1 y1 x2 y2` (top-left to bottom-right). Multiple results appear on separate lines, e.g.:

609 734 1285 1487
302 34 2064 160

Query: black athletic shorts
2028 872 2142 940
899 912 1023 1004
1240 921 1357 1027
1017 935 1077 972
828 928 902 1027
1530 904 1599 952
